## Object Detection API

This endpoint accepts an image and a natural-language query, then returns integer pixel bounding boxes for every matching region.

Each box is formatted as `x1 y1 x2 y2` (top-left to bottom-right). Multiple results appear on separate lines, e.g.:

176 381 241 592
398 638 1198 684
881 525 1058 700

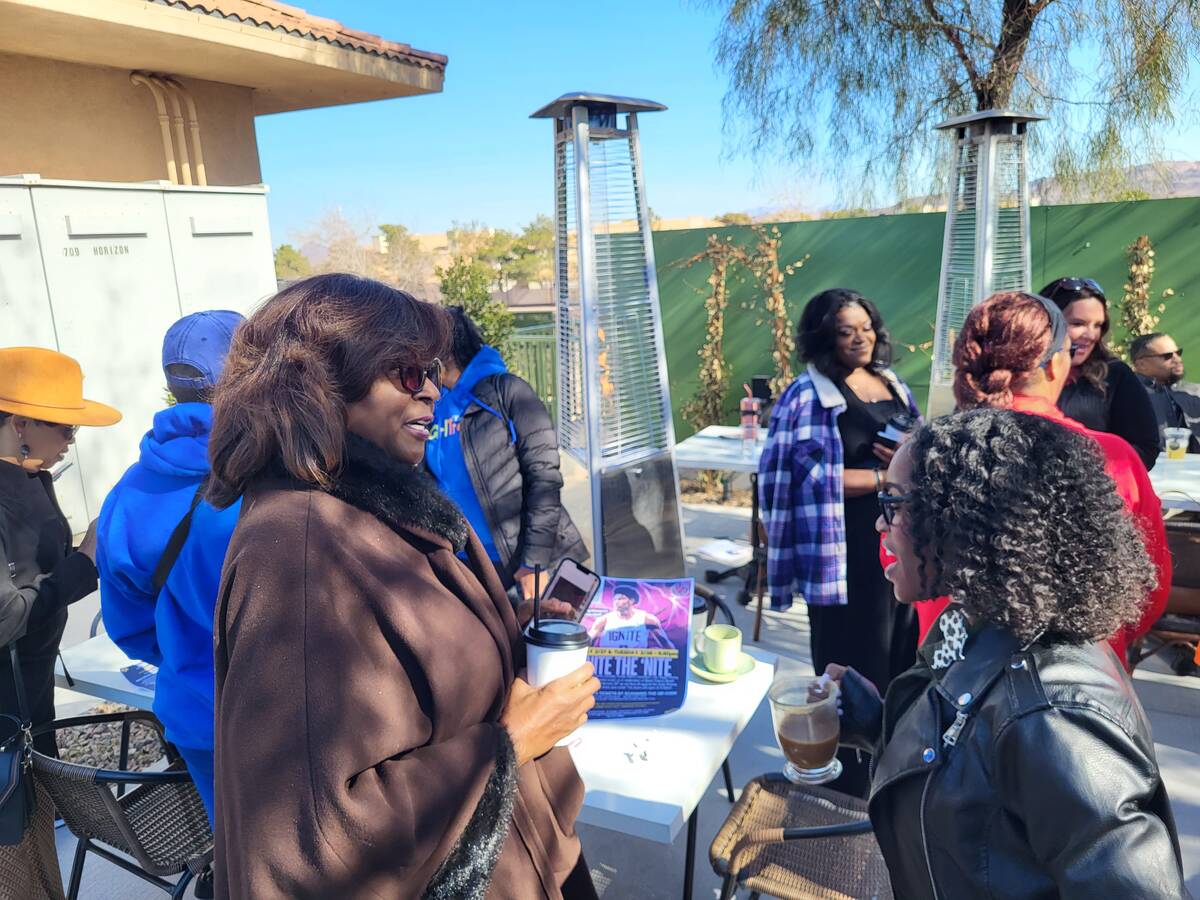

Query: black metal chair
31 710 213 900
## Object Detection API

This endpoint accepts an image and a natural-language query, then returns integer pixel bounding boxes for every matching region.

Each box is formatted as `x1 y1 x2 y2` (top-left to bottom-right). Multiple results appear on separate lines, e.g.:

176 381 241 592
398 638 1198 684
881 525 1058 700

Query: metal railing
506 324 558 421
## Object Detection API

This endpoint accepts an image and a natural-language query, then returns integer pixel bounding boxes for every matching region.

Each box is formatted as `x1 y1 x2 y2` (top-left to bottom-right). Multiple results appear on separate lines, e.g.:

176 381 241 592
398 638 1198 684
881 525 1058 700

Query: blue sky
256 0 811 245
255 1 1199 247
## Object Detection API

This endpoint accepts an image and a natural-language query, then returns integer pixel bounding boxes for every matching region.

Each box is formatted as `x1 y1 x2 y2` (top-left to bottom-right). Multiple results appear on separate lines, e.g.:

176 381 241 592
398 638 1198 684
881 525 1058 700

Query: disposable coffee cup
525 618 591 688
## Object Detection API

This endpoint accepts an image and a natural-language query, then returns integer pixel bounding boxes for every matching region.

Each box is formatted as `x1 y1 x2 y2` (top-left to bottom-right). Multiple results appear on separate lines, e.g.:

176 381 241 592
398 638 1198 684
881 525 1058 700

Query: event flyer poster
581 576 694 719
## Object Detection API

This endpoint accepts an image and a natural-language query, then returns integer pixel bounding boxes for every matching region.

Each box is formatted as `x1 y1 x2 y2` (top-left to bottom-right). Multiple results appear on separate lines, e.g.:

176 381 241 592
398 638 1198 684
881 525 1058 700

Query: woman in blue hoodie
96 310 244 825
425 308 586 606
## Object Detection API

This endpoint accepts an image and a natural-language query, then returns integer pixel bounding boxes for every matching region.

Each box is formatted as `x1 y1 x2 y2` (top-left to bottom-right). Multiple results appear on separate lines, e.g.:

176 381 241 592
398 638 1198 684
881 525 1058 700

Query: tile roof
151 0 447 70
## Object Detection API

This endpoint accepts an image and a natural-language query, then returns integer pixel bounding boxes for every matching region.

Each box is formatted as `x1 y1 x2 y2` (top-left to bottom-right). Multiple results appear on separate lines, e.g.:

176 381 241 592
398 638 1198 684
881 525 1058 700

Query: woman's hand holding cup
501 662 600 766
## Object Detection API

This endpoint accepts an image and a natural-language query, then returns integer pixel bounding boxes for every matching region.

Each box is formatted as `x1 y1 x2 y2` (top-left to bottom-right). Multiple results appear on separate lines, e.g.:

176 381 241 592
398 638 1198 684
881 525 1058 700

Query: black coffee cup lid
525 618 590 649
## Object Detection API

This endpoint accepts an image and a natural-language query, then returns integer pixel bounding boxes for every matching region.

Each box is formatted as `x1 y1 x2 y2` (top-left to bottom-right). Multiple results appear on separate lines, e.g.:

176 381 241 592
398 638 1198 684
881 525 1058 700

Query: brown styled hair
206 273 449 507
953 291 1057 410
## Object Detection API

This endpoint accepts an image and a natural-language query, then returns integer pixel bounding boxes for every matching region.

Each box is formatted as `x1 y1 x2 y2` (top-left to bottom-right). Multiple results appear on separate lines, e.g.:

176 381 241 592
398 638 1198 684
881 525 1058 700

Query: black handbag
0 642 35 845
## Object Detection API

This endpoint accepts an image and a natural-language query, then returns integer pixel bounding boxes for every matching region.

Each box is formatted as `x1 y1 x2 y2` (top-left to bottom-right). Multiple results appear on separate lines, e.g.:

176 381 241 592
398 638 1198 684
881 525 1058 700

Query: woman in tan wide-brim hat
0 346 119 900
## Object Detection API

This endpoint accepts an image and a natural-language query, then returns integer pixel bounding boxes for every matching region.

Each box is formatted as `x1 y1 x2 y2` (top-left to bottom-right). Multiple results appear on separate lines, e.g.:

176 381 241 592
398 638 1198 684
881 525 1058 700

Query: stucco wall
0 52 262 185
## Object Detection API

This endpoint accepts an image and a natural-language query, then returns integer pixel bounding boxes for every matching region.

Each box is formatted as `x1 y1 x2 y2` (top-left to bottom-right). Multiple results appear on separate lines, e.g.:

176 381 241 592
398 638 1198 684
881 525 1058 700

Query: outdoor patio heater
927 109 1046 417
531 92 687 579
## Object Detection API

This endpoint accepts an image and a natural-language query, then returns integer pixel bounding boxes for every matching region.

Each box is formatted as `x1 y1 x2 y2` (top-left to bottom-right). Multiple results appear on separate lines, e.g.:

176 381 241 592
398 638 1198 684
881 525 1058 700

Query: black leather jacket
840 626 1190 899
457 373 586 585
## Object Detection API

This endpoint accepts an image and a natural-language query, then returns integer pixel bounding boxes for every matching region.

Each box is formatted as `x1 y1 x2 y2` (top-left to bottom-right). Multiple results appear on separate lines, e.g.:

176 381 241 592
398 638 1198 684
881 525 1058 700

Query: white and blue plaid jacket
758 366 918 609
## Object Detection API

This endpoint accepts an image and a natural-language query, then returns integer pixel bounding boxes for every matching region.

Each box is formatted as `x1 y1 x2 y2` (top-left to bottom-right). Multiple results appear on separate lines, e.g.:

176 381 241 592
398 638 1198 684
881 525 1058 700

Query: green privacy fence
654 196 1200 439
506 324 557 422
504 196 1200 441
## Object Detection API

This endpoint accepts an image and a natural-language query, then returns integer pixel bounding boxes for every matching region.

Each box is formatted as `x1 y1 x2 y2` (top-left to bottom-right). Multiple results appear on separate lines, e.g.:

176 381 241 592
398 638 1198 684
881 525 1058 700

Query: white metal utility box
0 175 276 532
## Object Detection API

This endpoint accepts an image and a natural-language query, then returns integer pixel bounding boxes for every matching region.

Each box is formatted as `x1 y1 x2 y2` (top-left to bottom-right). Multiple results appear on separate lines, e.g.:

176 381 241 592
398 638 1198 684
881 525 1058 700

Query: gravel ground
55 703 169 771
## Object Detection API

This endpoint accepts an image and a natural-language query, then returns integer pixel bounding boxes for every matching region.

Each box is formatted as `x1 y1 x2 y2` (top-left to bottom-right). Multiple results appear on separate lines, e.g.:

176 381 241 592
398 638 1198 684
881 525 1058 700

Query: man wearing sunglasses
1132 332 1200 453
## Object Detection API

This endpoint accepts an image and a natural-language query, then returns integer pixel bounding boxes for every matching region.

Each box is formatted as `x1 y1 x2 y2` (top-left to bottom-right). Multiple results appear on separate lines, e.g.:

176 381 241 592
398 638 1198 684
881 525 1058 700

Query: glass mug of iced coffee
768 675 842 784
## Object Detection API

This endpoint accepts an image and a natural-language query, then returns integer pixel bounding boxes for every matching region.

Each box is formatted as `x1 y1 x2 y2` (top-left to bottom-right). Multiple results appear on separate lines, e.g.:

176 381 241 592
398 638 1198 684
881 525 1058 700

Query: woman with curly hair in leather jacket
829 408 1189 899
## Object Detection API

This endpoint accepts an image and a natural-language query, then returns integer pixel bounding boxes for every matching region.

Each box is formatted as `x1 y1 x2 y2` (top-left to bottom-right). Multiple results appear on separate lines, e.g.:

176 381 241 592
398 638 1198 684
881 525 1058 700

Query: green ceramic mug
696 623 742 674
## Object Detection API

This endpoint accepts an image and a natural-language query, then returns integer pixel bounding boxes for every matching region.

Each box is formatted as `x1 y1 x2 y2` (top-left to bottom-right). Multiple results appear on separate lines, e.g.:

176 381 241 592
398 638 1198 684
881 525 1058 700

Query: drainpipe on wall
164 77 207 186
130 73 178 184
150 75 192 186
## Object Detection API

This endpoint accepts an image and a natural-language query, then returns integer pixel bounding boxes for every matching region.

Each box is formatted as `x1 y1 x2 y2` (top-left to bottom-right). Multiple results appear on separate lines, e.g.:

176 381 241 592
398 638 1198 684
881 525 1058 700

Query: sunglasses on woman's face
34 420 79 440
877 488 913 527
389 359 442 396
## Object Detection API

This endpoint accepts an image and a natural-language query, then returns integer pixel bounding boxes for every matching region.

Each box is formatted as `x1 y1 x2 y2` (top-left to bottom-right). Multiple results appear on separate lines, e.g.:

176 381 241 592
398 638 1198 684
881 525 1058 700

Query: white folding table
1150 453 1200 513
568 648 775 899
55 633 154 710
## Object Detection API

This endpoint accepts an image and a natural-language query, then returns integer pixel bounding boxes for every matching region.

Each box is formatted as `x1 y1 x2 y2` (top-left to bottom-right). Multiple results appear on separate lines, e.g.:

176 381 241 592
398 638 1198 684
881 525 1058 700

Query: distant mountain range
746 161 1200 222
1030 161 1200 204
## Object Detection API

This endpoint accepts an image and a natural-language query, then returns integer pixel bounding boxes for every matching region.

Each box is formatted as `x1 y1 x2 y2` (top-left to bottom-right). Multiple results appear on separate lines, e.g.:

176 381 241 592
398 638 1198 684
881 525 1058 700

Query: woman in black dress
1041 276 1160 468
760 288 920 796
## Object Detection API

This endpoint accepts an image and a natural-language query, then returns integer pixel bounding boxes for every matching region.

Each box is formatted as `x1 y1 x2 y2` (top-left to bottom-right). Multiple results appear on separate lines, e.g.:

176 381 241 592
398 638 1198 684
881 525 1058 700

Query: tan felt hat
0 347 122 427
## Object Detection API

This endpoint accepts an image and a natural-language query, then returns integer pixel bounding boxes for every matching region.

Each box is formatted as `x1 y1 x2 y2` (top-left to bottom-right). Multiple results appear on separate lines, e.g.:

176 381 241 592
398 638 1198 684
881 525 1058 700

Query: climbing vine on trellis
1116 235 1176 359
746 225 810 398
679 234 749 433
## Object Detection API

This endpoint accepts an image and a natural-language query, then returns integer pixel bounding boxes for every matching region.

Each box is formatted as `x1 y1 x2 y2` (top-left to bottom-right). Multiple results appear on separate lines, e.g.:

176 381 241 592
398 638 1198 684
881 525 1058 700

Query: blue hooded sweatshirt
425 346 510 561
97 403 240 820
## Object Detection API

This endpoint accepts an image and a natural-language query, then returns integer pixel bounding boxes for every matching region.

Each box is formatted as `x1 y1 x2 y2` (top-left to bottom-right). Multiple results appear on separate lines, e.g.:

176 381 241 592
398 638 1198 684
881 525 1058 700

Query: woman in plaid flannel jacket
758 288 920 794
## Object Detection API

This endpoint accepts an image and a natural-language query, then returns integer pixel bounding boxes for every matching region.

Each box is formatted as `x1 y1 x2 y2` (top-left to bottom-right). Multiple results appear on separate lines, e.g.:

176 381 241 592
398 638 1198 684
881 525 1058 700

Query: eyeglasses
33 420 79 440
1044 277 1105 303
877 489 913 527
1139 348 1183 362
388 358 442 396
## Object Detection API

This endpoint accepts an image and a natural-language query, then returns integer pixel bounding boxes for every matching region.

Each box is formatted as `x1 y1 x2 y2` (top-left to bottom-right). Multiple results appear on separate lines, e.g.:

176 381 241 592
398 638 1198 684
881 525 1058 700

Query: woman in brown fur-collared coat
205 274 600 900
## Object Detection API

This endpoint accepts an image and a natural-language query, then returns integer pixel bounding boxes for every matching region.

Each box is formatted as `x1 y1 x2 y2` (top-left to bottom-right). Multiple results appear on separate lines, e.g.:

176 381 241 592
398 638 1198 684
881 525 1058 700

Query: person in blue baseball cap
96 310 245 844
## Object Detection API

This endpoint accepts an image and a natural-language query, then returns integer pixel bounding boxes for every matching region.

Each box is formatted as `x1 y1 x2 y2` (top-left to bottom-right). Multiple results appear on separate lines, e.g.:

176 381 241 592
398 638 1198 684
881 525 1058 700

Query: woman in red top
900 291 1169 667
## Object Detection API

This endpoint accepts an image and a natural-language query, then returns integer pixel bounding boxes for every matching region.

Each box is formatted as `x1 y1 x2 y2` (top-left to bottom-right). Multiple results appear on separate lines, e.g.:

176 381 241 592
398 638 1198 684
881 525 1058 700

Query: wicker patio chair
31 710 213 900
710 774 893 900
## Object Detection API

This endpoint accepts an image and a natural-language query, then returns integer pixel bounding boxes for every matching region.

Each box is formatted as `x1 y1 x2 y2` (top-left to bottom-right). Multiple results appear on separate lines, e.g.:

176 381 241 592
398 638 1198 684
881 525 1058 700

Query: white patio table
1150 453 1200 513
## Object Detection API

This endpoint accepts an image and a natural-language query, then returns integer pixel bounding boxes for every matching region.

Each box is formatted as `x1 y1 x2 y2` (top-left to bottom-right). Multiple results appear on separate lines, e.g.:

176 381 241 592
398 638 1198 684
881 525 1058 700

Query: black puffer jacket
839 625 1190 900
458 373 586 586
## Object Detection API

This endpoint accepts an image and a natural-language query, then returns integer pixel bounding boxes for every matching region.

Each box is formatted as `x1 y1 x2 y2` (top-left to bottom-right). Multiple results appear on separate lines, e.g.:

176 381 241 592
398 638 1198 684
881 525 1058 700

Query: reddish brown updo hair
953 292 1058 410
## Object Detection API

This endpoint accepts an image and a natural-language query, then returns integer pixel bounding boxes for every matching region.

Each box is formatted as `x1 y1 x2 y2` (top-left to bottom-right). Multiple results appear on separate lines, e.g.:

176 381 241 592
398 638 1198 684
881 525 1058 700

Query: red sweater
884 395 1171 668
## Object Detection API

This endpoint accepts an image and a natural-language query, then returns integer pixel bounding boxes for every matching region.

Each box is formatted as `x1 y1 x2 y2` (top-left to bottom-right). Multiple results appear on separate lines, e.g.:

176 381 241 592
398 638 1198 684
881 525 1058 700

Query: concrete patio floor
51 502 1200 898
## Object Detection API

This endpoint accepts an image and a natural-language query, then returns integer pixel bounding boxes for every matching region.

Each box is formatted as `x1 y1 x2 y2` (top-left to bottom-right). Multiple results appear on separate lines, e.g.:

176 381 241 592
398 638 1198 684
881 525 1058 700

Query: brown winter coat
212 437 586 899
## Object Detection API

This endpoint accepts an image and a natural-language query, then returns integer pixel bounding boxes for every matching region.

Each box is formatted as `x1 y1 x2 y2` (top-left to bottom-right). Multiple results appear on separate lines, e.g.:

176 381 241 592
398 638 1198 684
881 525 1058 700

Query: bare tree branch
708 0 1200 203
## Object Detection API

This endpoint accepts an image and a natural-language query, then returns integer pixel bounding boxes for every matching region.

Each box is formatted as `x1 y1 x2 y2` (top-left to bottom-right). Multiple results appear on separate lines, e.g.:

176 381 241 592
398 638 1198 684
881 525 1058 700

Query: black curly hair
796 288 892 377
903 409 1153 644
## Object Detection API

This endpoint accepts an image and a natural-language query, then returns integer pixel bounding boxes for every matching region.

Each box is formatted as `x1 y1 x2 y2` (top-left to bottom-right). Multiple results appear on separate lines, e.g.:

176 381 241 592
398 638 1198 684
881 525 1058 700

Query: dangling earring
17 434 29 461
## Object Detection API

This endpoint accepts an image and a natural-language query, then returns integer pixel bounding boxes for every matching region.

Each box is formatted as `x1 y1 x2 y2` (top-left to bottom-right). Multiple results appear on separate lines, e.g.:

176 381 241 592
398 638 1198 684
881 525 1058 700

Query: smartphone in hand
538 558 601 622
